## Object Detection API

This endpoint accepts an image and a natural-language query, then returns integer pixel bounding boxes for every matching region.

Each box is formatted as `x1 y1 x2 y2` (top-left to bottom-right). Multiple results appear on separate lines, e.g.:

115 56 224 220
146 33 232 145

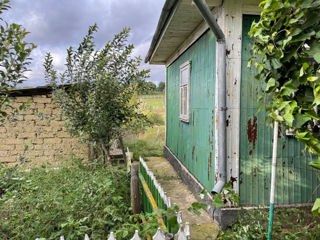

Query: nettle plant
249 0 320 168
44 24 150 163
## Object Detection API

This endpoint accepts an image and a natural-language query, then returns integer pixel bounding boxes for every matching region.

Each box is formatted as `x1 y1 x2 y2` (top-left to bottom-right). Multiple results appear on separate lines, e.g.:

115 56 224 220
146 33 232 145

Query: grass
139 94 165 112
218 207 320 239
0 159 131 240
124 138 164 161
124 94 165 160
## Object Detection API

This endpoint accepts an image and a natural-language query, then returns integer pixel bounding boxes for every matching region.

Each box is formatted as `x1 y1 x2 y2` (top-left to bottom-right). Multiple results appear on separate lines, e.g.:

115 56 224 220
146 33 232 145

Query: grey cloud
4 0 165 86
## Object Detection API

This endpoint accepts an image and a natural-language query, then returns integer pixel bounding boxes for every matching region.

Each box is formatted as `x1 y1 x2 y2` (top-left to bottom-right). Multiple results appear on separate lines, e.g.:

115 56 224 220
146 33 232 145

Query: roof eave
144 0 178 63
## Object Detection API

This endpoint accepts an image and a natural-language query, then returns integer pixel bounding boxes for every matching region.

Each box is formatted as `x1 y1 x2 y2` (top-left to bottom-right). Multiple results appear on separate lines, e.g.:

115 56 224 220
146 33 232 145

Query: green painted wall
240 15 320 205
166 31 216 191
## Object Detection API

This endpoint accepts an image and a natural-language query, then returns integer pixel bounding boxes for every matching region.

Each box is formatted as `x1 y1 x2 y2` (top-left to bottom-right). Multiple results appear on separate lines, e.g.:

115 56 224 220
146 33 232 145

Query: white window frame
179 61 191 122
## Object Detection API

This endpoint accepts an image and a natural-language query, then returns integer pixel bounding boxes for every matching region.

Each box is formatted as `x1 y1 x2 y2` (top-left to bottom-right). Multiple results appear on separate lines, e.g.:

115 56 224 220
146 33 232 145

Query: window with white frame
179 61 191 122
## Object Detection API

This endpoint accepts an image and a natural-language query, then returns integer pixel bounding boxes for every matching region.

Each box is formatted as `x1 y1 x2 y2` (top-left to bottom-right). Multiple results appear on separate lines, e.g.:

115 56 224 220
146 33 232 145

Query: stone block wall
0 88 88 166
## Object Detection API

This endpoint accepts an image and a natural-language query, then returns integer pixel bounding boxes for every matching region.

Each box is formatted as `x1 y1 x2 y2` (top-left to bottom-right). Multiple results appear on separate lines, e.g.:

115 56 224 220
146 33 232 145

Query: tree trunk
99 139 110 165
130 162 141 214
118 135 127 166
88 142 98 160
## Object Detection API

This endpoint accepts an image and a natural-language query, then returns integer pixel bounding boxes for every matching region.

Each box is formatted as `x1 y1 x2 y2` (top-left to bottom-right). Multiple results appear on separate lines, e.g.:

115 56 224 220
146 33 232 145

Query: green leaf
212 194 225 208
311 198 320 216
296 131 311 142
265 78 277 92
293 114 311 128
269 112 283 122
304 110 320 120
306 40 320 63
307 76 319 82
300 62 309 77
309 160 320 171
283 112 294 127
271 58 282 69
188 202 208 216
167 215 179 233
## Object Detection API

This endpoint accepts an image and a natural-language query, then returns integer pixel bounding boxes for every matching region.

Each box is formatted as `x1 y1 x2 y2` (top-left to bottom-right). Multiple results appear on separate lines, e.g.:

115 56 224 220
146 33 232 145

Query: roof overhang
145 0 222 65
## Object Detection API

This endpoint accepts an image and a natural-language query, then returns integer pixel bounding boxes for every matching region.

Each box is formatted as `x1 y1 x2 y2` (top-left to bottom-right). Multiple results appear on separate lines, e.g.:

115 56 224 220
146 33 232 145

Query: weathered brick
10 150 25 156
6 138 23 145
15 144 27 151
1 145 15 150
43 149 57 156
52 144 63 150
57 131 71 138
24 115 37 121
0 151 8 157
14 115 24 121
44 138 61 144
3 131 17 138
31 138 44 144
41 107 53 115
15 96 32 103
33 144 44 150
37 119 50 126
38 132 55 138
49 120 62 127
52 108 61 115
18 132 36 139
0 156 17 163
28 150 43 157
33 97 52 104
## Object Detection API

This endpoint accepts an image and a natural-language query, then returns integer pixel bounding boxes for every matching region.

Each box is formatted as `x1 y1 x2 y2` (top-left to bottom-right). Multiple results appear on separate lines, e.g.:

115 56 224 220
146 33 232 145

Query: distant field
139 94 165 112
124 94 165 160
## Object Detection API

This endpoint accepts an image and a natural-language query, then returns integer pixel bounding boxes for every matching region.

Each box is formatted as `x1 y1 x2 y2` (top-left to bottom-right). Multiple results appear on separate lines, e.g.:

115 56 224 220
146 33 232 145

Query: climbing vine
249 0 320 167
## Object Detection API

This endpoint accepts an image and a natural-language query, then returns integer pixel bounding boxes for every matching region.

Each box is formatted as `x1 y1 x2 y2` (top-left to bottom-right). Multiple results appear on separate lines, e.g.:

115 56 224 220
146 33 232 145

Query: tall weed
0 159 130 239
218 207 320 240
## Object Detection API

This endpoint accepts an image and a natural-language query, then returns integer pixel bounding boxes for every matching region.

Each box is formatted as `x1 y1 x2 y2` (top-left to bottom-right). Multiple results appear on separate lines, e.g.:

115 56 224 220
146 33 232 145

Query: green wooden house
145 0 320 224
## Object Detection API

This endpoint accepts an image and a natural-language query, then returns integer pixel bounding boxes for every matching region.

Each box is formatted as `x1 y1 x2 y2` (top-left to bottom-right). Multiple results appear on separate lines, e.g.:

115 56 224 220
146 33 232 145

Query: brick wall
0 91 88 166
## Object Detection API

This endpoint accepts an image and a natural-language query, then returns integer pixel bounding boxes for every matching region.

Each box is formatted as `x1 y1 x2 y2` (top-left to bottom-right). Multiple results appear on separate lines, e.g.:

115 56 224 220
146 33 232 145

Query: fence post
131 162 141 214
126 147 133 173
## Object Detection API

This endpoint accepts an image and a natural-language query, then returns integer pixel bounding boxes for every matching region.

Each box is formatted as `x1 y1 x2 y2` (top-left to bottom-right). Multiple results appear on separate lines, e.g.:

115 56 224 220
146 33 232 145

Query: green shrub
0 160 131 239
148 112 164 126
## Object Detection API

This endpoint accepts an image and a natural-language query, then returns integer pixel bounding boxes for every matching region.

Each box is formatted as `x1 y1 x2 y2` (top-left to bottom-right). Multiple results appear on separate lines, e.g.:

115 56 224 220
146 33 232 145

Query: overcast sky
3 0 165 87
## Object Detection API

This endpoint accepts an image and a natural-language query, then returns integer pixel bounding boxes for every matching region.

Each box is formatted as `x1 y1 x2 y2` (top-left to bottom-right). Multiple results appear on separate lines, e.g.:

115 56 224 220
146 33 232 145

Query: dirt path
145 157 219 239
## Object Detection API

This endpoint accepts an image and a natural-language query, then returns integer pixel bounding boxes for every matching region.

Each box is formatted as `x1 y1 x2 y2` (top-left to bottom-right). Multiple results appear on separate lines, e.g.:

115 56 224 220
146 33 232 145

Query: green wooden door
239 15 320 205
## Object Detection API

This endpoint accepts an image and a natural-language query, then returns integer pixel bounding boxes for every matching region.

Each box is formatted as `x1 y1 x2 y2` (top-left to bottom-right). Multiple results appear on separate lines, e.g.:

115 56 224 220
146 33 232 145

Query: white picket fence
35 213 190 240
139 157 171 208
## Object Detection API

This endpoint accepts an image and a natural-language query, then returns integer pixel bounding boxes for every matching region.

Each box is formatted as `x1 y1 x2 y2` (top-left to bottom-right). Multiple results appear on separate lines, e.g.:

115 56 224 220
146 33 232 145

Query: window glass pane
183 86 187 115
181 67 189 85
180 62 190 121
180 88 183 115
182 87 185 116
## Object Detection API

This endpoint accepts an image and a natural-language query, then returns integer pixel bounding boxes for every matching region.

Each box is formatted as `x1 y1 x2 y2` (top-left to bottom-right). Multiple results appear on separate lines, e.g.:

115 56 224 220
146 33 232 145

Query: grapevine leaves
249 0 320 169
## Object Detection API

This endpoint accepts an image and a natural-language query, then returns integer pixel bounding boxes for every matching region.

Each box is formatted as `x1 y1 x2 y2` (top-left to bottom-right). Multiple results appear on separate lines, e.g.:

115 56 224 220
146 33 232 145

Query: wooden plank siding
166 31 216 191
239 15 320 205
